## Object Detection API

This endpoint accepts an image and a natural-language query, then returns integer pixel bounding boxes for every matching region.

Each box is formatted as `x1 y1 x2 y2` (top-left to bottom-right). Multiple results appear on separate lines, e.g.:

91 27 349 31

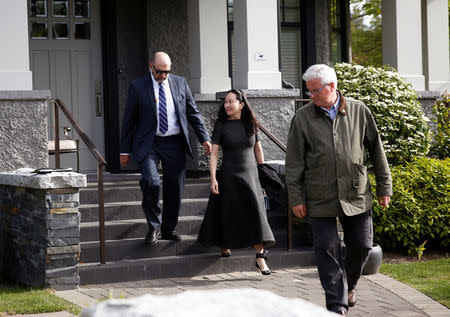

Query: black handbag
257 163 284 191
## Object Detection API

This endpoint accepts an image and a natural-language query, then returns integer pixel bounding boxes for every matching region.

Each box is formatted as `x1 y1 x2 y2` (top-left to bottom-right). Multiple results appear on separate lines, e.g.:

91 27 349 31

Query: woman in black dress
197 89 275 275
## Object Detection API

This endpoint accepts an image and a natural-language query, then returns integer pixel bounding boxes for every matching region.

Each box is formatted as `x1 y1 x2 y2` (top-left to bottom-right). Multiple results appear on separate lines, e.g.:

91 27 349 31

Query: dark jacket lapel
168 75 181 119
144 72 157 112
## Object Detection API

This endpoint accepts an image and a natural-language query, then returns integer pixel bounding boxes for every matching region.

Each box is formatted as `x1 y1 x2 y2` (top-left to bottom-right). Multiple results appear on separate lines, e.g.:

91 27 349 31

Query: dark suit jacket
120 72 210 162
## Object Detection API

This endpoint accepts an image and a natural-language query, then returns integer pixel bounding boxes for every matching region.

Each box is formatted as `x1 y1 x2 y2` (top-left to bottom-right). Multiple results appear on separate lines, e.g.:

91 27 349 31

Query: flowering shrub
429 90 450 159
335 63 431 165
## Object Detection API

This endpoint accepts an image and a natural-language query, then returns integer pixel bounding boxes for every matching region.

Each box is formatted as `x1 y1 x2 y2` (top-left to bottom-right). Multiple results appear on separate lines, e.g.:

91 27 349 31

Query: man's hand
202 141 212 155
377 196 391 209
292 204 307 218
120 154 130 167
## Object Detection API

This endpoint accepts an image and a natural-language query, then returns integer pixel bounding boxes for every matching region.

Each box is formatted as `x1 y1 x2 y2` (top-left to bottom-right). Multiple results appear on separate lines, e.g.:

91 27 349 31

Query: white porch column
423 0 450 91
0 0 32 90
233 0 281 89
382 0 425 90
187 0 231 94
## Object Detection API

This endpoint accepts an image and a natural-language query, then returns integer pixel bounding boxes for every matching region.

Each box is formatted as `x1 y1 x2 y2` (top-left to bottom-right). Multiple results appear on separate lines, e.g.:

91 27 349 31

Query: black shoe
161 230 182 241
255 251 271 275
145 229 160 246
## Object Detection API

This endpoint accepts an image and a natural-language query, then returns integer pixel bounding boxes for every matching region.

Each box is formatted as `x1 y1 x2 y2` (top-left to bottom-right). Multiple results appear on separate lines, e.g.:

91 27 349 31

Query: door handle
95 80 102 117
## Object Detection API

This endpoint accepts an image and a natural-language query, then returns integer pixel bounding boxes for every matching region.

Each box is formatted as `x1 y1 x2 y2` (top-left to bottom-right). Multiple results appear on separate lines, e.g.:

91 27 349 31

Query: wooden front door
29 0 104 172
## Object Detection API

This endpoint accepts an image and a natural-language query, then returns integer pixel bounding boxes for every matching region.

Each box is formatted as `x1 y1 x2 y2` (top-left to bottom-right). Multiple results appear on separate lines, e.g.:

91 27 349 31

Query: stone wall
147 0 189 79
417 90 441 133
0 91 50 172
0 169 86 290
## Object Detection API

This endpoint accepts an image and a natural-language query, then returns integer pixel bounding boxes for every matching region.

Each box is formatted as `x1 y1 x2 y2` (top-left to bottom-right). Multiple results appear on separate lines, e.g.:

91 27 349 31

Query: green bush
370 156 450 255
429 90 450 159
335 63 431 165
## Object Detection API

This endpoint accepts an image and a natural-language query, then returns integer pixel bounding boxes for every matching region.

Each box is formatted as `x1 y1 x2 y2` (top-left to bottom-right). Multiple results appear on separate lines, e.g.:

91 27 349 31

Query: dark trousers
138 134 187 234
310 209 373 313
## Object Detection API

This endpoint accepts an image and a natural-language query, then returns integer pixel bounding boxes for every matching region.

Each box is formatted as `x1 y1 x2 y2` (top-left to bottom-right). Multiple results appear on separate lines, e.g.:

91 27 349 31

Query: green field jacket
285 91 392 217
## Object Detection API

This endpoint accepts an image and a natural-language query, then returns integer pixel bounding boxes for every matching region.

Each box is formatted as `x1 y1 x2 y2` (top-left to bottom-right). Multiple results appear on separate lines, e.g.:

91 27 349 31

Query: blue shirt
321 93 340 121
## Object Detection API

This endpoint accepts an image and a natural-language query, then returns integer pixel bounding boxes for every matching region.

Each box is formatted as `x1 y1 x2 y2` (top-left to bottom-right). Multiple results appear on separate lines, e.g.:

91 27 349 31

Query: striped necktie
158 82 168 134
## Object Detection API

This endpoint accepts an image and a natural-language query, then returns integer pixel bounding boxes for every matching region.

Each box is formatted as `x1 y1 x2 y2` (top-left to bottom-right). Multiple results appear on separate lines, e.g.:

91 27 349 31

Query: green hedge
370 156 450 255
335 63 431 166
429 90 450 159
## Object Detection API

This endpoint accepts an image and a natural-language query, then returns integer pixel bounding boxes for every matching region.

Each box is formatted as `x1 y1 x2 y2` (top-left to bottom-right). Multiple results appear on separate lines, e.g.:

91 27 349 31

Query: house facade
0 0 449 173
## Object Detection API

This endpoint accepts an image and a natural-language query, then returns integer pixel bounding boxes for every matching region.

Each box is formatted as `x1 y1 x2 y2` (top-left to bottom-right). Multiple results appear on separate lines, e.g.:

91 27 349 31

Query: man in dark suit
120 52 212 246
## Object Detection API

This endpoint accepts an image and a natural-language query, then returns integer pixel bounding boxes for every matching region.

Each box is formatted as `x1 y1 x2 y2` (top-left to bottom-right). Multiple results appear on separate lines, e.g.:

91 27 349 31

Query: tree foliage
350 0 382 67
351 0 381 19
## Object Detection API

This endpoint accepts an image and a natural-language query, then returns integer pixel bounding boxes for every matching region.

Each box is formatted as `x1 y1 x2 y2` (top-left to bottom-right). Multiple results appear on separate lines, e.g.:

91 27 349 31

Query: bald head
152 52 171 67
150 52 172 82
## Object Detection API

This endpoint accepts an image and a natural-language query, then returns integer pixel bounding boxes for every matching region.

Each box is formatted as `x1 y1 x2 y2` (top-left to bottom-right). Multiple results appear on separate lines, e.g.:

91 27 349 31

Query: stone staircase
78 176 315 285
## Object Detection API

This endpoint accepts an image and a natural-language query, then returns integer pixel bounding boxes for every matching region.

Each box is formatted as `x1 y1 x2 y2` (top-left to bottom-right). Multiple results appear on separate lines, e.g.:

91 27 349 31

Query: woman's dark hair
216 89 259 136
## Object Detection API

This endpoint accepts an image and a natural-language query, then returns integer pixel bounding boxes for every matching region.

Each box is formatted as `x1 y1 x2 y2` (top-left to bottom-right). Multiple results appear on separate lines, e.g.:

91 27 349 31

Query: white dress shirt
320 92 340 121
151 73 181 136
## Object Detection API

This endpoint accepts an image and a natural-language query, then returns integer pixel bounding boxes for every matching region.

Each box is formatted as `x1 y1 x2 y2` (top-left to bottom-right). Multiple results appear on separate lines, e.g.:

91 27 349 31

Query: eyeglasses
305 83 330 96
152 65 171 75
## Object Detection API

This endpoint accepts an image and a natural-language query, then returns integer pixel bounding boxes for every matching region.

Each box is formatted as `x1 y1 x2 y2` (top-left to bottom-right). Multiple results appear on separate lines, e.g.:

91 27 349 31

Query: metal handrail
295 98 311 111
258 124 286 153
52 98 107 264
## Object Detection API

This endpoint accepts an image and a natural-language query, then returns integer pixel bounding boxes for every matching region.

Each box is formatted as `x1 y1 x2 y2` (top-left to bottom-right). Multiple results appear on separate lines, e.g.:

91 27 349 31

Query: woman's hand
211 179 219 195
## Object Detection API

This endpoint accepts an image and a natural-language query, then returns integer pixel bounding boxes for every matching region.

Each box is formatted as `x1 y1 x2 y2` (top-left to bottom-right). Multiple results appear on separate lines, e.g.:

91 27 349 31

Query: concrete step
80 211 291 242
80 218 295 245
79 247 316 285
79 235 217 263
79 198 208 223
80 216 204 242
80 181 210 204
79 227 309 264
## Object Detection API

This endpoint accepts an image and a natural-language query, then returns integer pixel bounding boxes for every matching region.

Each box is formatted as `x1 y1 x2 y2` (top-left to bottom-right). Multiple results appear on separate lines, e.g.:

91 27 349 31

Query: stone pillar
0 0 33 90
422 0 450 91
0 169 86 290
0 91 50 172
233 0 282 89
382 0 425 90
417 91 441 133
187 0 231 93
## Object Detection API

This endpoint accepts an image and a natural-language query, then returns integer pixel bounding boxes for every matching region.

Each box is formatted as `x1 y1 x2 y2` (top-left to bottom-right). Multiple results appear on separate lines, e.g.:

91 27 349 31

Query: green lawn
380 258 450 308
0 286 80 315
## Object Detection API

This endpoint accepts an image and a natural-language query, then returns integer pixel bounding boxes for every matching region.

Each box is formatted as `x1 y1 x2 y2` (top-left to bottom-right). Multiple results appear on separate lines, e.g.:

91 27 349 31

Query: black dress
197 119 275 249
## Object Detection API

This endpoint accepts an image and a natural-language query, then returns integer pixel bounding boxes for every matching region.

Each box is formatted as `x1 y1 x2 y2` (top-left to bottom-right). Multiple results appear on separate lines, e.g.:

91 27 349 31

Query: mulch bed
382 249 449 264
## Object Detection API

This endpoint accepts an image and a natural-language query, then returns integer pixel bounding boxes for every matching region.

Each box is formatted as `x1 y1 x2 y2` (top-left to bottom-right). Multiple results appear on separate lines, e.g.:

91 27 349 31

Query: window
29 0 91 40
31 21 48 39
330 0 347 64
30 0 47 17
280 0 302 88
53 1 68 17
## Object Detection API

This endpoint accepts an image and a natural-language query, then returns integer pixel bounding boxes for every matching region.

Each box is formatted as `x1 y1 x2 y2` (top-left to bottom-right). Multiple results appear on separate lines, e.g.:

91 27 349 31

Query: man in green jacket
285 64 392 316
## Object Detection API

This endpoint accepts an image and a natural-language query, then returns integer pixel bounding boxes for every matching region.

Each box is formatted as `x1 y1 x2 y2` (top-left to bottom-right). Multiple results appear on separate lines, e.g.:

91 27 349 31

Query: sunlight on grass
380 258 450 308
0 286 80 315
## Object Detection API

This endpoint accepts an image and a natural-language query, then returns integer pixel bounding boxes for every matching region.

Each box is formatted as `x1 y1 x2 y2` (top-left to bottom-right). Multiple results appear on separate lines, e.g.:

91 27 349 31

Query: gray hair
302 64 338 89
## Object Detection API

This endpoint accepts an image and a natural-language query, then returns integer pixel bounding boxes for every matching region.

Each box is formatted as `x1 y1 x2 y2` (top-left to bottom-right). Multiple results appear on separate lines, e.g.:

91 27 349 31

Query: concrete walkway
52 267 449 317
